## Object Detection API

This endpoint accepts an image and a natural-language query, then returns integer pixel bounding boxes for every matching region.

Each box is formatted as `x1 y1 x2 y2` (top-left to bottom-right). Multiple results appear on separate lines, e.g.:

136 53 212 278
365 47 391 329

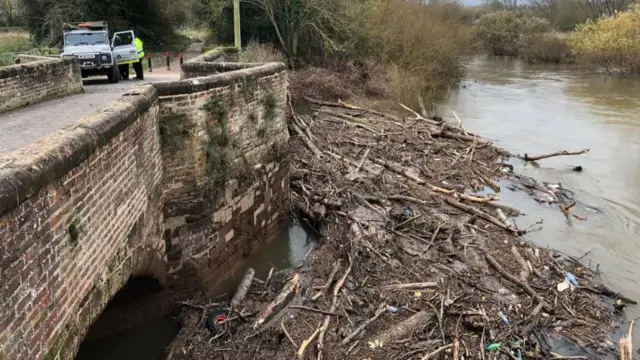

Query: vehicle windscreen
64 32 109 46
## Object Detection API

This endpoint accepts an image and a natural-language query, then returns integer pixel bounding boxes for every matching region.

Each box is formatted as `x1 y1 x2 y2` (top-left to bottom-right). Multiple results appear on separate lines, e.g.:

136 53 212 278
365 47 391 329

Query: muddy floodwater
439 55 640 318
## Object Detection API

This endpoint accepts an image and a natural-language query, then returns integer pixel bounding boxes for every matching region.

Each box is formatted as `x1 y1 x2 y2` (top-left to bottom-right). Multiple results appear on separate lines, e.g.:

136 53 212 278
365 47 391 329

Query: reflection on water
440 55 640 318
208 218 318 298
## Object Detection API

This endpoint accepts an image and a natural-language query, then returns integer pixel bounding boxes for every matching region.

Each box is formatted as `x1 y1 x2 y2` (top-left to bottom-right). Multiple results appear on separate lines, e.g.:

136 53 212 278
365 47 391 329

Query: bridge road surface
0 43 203 154
0 71 180 154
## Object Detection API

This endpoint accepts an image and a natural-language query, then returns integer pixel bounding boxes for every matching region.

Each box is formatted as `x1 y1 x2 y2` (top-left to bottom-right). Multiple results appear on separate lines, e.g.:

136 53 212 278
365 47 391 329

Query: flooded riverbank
440 55 640 318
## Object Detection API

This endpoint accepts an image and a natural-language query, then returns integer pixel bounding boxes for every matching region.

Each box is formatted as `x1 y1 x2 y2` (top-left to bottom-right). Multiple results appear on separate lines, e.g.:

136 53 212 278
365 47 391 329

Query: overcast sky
459 0 485 5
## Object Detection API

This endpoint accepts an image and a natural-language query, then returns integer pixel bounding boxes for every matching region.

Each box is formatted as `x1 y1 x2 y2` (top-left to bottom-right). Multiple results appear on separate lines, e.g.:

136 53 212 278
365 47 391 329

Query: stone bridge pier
0 48 290 360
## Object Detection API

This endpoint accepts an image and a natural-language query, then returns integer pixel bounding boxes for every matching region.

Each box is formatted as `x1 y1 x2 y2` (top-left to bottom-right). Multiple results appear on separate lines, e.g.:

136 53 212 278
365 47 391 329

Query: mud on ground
165 99 632 360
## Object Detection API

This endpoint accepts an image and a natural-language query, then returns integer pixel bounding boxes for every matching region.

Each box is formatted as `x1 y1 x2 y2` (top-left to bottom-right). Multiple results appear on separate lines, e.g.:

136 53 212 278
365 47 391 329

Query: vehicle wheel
119 65 129 80
107 66 119 84
81 70 88 79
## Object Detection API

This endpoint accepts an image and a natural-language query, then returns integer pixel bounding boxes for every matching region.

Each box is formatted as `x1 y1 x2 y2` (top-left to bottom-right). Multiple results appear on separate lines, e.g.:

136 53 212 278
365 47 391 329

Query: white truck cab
61 21 121 83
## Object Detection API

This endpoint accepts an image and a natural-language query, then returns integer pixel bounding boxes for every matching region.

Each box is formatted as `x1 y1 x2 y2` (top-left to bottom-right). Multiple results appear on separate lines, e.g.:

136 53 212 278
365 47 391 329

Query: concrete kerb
0 48 286 219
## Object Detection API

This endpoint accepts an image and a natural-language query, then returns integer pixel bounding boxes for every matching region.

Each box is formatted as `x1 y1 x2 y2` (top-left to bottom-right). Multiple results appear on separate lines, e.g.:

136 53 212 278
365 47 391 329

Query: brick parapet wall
179 46 241 79
0 85 165 360
157 61 290 293
0 56 83 114
0 51 290 359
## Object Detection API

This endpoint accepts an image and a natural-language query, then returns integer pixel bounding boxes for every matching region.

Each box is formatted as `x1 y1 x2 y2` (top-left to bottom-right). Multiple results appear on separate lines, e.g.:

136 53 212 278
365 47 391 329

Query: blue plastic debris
403 206 414 218
566 272 579 287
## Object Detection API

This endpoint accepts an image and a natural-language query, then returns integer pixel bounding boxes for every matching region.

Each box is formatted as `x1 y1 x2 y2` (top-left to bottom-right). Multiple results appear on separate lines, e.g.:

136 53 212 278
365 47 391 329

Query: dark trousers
133 58 144 80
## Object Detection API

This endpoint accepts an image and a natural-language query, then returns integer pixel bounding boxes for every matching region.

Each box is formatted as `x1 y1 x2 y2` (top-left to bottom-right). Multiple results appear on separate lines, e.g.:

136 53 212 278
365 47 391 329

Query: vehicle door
111 30 138 65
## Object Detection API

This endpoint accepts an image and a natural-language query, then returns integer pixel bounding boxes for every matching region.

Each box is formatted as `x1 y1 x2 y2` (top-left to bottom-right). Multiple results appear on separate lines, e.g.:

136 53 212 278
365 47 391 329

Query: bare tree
239 0 355 62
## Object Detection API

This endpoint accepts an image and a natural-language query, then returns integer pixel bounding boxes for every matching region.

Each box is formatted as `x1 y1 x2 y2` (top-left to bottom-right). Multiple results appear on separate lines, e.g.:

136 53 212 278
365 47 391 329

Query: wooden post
233 0 241 49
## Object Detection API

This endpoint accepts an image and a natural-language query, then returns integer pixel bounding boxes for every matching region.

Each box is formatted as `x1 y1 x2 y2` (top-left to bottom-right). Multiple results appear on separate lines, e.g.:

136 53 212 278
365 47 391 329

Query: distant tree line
485 0 636 30
0 0 212 46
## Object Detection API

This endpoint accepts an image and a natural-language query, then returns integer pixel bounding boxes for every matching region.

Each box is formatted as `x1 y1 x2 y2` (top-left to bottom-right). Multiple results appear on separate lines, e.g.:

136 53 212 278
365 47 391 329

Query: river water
439 55 640 318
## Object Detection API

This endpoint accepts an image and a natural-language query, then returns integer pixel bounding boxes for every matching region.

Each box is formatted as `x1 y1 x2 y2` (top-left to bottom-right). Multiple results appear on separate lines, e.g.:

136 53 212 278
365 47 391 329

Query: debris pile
165 99 633 360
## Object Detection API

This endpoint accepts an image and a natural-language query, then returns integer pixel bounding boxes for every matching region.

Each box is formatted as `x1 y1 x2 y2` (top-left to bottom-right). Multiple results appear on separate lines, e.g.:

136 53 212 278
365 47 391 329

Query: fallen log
421 344 453 360
483 201 520 216
523 148 590 162
382 282 439 290
341 303 386 345
317 254 353 360
486 254 553 313
443 197 517 233
511 246 530 281
619 319 634 360
298 324 322 359
312 260 341 301
253 273 300 329
290 123 323 159
371 310 434 345
231 268 255 306
431 130 492 144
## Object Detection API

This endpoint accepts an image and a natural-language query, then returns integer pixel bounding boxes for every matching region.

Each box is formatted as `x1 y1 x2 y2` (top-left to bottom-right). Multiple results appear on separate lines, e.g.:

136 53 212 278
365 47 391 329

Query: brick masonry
160 60 290 294
0 56 83 114
0 50 289 360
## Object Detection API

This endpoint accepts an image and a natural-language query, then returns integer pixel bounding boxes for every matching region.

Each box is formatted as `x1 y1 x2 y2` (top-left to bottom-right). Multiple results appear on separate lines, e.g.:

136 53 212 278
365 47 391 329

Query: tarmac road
0 70 180 154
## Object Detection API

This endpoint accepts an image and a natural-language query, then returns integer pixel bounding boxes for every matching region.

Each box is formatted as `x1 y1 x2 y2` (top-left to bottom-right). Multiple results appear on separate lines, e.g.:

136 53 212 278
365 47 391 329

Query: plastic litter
498 311 509 324
557 279 570 292
386 305 399 314
403 206 414 218
205 309 229 332
486 343 501 352
566 272 579 287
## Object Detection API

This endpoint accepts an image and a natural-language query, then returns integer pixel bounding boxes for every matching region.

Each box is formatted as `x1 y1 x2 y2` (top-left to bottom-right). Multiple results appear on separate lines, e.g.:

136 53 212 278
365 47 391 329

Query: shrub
357 0 473 108
289 61 390 103
239 42 285 63
474 11 525 56
221 0 472 110
570 5 640 74
0 30 30 53
474 11 574 64
521 16 553 34
517 32 573 63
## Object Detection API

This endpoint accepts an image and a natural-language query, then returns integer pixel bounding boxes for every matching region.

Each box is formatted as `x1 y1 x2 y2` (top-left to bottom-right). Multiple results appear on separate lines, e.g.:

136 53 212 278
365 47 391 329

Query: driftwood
166 101 623 360
340 303 386 345
421 344 453 359
281 320 297 348
511 246 530 281
486 254 553 313
443 197 516 233
523 148 590 162
382 282 438 290
253 273 300 329
619 319 635 360
298 324 322 359
483 201 520 216
290 123 323 159
432 130 491 144
317 254 353 360
312 260 341 301
372 310 434 345
231 268 255 306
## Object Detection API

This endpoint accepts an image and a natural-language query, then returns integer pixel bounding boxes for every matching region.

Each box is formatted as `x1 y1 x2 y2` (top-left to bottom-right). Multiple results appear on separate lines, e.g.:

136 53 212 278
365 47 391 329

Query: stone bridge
0 48 290 359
